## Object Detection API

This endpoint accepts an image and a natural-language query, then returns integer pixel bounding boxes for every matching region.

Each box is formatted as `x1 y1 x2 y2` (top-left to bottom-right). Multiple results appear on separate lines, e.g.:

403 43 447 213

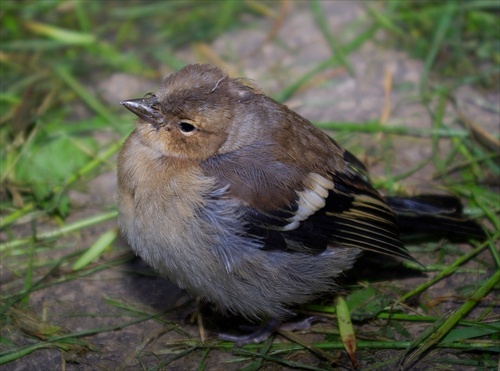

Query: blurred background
1 1 499 369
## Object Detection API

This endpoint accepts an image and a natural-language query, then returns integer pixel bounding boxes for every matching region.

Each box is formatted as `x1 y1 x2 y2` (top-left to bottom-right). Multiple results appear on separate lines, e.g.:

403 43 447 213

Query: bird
117 64 485 340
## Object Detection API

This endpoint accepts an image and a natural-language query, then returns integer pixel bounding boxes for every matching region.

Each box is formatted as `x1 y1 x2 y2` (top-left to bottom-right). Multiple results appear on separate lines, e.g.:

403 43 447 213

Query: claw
279 315 326 331
218 318 280 347
217 315 326 346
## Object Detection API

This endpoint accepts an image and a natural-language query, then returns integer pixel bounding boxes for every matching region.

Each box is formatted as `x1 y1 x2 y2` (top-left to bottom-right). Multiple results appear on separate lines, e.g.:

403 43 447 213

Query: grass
1 0 499 369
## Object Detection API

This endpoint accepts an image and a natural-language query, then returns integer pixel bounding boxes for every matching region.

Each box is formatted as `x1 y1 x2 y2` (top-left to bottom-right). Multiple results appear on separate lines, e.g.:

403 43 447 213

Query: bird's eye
178 121 197 135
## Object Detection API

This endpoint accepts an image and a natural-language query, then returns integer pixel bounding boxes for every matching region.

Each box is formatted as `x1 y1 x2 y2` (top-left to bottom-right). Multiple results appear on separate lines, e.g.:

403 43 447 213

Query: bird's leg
217 315 326 347
218 318 280 347
279 315 326 331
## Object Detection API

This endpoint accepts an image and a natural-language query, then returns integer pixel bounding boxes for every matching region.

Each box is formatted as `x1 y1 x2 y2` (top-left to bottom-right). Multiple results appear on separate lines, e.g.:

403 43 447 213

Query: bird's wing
201 142 410 260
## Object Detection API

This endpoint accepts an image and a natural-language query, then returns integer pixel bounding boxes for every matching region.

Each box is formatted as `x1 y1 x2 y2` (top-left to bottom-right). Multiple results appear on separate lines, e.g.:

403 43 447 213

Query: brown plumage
117 64 484 323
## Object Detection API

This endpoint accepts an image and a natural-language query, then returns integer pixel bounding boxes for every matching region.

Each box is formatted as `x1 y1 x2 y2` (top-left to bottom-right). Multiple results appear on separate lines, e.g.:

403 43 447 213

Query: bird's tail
385 195 486 241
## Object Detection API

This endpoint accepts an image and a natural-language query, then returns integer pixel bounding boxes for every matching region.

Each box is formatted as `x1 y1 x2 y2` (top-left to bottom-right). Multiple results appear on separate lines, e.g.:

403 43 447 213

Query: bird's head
121 64 265 161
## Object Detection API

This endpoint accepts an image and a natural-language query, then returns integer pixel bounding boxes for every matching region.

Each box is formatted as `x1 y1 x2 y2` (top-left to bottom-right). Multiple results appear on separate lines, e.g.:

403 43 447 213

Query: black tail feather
385 195 486 242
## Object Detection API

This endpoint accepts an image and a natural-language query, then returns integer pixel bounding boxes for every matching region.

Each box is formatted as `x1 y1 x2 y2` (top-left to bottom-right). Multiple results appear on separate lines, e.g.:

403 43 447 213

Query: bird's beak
121 96 162 126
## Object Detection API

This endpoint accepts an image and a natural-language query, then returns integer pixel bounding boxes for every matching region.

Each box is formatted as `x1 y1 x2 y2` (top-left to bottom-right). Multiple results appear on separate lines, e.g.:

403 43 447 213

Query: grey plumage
118 64 484 323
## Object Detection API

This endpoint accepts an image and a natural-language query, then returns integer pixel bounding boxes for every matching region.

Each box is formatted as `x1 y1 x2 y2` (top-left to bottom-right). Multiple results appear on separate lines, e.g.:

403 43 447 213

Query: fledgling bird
118 64 484 332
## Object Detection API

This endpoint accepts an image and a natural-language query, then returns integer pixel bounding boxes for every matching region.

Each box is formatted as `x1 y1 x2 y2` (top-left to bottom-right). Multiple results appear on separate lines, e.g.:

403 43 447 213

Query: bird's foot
218 315 325 347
